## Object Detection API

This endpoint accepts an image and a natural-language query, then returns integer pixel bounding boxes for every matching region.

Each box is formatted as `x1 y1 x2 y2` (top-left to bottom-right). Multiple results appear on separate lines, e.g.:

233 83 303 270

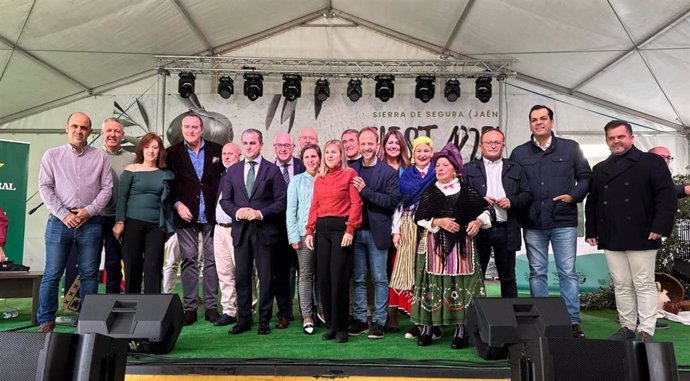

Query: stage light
282 74 302 101
375 75 395 102
444 79 461 102
178 73 195 99
475 76 492 103
415 76 435 103
314 79 330 102
243 73 263 101
347 79 362 102
217 76 234 99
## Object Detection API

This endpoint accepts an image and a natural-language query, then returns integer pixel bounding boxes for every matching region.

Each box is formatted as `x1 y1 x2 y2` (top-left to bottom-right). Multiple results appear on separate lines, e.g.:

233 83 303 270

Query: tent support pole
156 69 168 138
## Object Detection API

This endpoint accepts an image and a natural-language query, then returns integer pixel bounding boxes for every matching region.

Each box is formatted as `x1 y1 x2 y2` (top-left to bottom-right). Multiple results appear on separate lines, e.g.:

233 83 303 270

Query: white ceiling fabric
0 0 687 130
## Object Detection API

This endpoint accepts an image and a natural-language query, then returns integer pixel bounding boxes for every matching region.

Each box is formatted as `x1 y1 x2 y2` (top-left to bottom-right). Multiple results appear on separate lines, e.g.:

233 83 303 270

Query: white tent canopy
1 0 689 267
1 0 688 129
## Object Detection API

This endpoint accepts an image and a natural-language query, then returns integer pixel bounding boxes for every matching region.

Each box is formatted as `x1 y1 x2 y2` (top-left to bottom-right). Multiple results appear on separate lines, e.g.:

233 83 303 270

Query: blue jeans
37 215 102 325
524 227 580 324
352 229 389 326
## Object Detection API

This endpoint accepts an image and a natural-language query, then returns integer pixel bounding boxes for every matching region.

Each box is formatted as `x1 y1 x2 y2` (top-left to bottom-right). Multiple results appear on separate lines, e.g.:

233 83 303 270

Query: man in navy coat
348 127 401 339
464 128 531 297
220 129 287 335
585 120 676 342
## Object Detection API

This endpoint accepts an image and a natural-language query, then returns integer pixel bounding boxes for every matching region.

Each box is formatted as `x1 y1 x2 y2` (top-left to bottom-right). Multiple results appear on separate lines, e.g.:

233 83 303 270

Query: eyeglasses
481 141 504 146
662 155 674 162
273 143 294 149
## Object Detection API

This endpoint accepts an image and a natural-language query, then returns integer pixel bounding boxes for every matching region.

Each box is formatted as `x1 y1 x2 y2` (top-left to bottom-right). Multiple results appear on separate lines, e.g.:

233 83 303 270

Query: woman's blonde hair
318 139 349 176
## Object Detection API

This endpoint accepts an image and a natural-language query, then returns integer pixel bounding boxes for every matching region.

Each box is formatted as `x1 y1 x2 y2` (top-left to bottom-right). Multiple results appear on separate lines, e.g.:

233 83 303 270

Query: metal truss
155 55 516 79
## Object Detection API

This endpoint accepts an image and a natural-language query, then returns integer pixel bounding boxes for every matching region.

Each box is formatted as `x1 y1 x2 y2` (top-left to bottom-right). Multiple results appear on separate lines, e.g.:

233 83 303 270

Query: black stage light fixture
475 76 493 103
282 74 303 101
314 79 330 102
243 73 264 101
347 79 362 102
444 79 461 102
217 76 234 99
178 72 195 99
375 74 395 102
415 75 435 103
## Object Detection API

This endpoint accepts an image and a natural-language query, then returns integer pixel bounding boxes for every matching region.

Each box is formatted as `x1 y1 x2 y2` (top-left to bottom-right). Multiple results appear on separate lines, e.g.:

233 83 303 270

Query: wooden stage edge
124 359 512 380
126 377 507 381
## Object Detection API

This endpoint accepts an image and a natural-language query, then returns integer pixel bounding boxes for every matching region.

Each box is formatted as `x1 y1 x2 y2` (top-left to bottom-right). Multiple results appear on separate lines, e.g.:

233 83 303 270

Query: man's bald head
649 146 673 167
298 128 318 149
222 142 241 168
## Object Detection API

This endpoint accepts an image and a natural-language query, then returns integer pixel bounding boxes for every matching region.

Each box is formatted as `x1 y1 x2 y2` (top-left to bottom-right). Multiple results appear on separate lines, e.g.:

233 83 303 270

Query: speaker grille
0 333 46 380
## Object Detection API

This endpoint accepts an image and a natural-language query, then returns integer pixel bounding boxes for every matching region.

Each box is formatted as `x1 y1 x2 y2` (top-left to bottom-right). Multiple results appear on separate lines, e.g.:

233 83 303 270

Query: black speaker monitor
0 332 126 381
509 337 679 381
465 297 572 360
77 293 184 354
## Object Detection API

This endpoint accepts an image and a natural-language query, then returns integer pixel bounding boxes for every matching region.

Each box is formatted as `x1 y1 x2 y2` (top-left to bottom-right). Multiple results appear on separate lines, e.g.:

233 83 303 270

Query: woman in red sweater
305 139 362 343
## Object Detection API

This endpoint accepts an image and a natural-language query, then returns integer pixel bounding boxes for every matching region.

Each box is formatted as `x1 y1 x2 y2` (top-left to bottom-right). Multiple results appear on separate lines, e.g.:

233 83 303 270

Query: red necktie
420 171 426 178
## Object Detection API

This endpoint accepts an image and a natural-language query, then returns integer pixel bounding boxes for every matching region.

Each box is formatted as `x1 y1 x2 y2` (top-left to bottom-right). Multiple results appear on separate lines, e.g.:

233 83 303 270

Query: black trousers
316 217 353 333
101 216 123 294
272 243 298 318
121 218 166 294
235 224 273 325
476 223 517 297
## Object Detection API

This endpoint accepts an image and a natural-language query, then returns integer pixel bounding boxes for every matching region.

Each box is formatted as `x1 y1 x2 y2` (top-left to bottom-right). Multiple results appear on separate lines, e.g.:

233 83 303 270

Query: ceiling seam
441 0 476 57
604 0 687 126
211 10 326 55
169 0 214 55
569 4 690 94
0 0 36 83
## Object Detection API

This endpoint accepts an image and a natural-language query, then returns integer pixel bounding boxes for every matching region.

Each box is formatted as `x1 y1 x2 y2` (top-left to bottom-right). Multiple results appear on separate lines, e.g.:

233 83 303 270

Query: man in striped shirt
37 112 113 333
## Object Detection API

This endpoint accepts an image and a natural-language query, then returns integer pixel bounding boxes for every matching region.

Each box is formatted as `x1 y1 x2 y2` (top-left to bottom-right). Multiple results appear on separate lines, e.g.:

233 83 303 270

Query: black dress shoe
229 323 251 335
258 322 271 335
335 331 349 343
275 316 289 329
322 329 337 341
451 334 469 349
214 314 237 326
205 309 221 324
417 333 432 346
184 310 197 326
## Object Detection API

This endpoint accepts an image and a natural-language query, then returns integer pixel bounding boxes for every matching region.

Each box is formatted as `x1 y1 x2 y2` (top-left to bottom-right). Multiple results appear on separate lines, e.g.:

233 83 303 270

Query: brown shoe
184 310 197 326
387 306 399 333
571 324 585 339
205 309 220 324
39 322 55 333
275 315 289 329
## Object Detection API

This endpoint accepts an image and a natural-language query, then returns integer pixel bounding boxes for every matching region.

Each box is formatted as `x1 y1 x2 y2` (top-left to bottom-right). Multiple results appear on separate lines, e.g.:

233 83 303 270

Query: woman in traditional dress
411 143 490 349
390 136 435 336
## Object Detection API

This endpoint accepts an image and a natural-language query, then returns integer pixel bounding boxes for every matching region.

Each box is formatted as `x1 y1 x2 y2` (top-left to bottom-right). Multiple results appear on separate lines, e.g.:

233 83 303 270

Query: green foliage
657 174 690 297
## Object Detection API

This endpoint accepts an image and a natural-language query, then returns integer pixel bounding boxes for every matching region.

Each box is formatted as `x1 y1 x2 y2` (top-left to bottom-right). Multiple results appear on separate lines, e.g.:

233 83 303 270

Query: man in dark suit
348 127 401 339
220 128 287 335
166 112 224 326
585 120 676 343
464 128 532 297
272 132 305 328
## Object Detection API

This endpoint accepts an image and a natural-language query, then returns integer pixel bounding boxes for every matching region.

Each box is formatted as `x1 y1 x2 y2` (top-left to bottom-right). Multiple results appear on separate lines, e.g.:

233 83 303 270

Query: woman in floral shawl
411 143 490 349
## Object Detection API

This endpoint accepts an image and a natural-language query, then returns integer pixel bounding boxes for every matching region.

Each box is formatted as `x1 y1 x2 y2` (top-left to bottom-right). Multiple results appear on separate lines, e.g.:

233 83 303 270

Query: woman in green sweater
113 133 174 294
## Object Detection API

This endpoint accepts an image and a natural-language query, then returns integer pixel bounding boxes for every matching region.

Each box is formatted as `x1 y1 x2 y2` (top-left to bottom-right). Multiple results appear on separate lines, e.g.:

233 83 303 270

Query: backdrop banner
0 139 30 264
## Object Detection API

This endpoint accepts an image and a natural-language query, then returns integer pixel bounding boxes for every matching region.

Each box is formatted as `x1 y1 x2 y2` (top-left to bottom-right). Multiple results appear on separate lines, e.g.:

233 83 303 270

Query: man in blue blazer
464 128 532 297
348 127 401 339
166 112 225 326
220 129 287 335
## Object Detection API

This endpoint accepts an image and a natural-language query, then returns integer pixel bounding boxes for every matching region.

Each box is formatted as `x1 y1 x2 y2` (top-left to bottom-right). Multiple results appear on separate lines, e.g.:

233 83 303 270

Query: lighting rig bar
155 56 516 79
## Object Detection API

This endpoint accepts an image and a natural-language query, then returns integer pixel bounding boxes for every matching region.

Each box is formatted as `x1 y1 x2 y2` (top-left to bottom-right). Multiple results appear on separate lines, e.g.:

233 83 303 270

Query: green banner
0 139 30 264
516 252 612 293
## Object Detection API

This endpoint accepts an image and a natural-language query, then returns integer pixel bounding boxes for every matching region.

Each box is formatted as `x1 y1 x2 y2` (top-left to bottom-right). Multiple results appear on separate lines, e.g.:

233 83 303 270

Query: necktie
246 161 256 196
420 170 426 178
282 163 290 185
